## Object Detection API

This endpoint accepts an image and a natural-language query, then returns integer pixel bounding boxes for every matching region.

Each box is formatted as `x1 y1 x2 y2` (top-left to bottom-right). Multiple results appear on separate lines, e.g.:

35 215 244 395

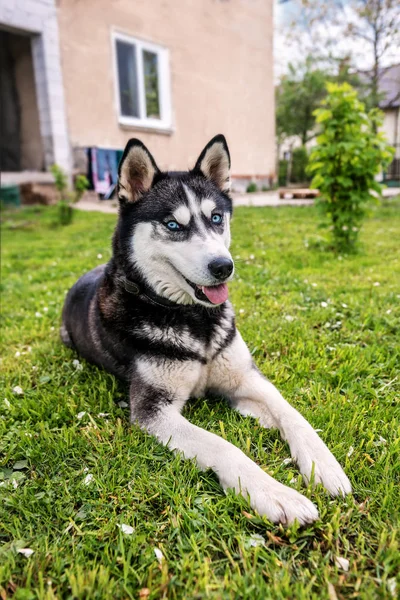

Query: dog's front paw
292 437 352 497
247 479 319 525
225 467 319 525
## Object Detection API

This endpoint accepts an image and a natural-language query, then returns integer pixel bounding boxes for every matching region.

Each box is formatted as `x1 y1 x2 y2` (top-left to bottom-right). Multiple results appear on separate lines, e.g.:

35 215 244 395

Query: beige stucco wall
382 108 400 156
57 0 274 177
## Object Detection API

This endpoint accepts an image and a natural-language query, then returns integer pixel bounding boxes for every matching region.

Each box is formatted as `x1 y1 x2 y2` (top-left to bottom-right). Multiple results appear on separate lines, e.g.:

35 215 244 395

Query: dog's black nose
208 257 234 280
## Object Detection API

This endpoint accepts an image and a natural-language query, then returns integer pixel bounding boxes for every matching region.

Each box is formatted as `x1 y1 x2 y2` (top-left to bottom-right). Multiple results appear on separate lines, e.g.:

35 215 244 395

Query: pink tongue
201 283 229 304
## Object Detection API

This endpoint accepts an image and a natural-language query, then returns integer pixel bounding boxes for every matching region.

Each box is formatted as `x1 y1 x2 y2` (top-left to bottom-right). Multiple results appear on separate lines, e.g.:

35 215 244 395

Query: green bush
50 165 89 226
291 147 310 183
278 160 288 186
246 182 258 193
307 82 394 252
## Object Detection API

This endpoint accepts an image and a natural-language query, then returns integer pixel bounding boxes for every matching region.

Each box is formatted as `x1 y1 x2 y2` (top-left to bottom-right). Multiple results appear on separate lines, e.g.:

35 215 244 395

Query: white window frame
112 31 172 132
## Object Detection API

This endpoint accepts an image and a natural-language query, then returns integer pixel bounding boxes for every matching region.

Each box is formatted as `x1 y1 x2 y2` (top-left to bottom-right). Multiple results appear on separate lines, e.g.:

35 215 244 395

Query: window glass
143 50 160 119
116 40 139 118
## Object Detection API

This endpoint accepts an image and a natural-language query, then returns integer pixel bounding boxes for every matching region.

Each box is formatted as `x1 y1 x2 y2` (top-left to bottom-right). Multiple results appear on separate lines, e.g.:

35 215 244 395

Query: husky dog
61 135 351 525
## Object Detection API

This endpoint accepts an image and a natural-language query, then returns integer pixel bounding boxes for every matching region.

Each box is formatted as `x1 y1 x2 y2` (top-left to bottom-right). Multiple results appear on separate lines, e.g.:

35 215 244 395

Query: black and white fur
61 135 351 525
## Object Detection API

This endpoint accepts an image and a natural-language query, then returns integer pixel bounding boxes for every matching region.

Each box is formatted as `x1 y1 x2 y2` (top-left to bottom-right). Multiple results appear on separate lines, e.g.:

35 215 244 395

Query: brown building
0 0 275 191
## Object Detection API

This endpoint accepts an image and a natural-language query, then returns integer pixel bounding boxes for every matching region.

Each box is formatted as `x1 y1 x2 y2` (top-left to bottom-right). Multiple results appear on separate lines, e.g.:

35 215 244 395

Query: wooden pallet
279 188 320 200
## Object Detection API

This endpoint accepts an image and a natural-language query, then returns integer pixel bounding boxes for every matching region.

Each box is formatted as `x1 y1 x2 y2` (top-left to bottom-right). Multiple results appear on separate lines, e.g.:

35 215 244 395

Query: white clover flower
239 309 245 314
83 473 94 485
386 309 391 314
72 359 83 371
285 315 295 322
35 312 42 318
373 282 380 287
373 436 387 447
388 578 397 598
154 548 164 563
249 254 255 260
117 524 134 535
15 351 21 357
18 548 35 557
43 307 48 312
50 326 55 331
12 386 23 395
97 253 103 259
321 301 328 308
334 556 350 571
247 534 266 548
341 303 348 308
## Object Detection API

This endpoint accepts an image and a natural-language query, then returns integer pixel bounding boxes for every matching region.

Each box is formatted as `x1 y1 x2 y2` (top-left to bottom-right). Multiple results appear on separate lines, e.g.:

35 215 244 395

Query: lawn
1 201 399 600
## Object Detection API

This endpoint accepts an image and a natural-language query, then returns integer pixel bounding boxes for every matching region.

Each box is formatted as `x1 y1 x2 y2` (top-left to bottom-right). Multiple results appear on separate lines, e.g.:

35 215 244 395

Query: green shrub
291 147 310 183
50 165 89 226
307 82 394 252
246 182 258 193
278 160 288 186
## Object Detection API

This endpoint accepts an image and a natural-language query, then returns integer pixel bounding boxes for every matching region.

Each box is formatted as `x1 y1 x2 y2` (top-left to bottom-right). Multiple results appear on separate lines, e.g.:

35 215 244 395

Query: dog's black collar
120 276 183 309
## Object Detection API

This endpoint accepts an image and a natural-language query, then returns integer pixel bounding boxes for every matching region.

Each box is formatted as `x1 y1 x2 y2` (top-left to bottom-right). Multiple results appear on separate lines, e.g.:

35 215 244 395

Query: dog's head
115 135 234 307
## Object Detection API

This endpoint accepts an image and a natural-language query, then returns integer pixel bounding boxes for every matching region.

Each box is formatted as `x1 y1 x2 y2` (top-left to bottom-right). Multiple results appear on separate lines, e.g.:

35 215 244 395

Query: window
113 32 172 131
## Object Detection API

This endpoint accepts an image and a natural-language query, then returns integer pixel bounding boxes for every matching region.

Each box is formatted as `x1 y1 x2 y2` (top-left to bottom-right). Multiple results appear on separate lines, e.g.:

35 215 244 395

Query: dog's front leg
130 359 318 525
209 331 352 497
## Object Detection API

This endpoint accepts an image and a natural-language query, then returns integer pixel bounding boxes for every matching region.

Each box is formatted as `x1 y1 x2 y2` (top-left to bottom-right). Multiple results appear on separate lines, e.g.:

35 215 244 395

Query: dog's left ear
118 139 160 203
193 134 231 193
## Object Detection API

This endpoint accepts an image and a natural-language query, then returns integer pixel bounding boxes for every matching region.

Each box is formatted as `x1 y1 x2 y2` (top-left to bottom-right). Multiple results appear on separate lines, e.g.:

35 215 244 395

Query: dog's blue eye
166 220 181 231
212 214 223 224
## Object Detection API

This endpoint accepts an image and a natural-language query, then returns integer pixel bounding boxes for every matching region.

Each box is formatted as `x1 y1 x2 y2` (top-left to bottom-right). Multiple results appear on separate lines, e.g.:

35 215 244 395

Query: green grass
1 202 399 600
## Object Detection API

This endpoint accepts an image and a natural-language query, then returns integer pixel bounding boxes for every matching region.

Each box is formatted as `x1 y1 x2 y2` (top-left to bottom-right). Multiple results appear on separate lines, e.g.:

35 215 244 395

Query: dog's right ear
118 139 160 203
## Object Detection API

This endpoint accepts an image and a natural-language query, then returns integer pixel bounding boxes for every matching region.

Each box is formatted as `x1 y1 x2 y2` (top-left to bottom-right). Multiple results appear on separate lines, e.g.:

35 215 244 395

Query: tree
279 0 400 109
275 56 360 184
276 58 328 146
345 0 400 108
307 82 394 252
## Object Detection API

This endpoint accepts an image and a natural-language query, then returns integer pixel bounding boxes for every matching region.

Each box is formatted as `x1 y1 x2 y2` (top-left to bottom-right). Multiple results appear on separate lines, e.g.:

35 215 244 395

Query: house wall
382 108 400 156
57 0 275 177
0 0 71 173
